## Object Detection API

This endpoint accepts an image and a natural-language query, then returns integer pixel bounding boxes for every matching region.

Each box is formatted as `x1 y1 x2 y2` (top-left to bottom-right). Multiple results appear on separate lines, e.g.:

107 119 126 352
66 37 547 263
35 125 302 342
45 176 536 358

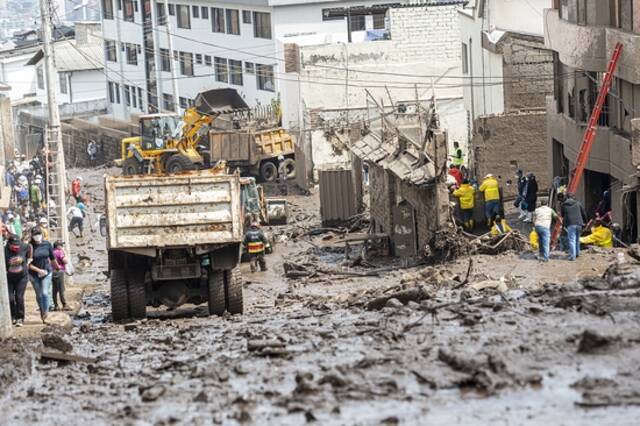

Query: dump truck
105 169 244 322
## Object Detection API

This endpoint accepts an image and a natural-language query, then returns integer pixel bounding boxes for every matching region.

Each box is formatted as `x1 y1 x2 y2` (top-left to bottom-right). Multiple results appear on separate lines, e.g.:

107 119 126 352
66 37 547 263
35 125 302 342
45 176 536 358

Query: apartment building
545 0 640 241
100 0 431 121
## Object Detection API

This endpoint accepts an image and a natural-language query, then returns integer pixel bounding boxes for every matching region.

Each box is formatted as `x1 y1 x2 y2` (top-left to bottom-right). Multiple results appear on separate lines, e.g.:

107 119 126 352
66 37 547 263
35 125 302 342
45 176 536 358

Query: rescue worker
479 173 501 226
453 178 475 230
490 214 512 236
243 222 268 272
580 219 613 248
30 177 43 213
450 141 464 167
71 176 82 202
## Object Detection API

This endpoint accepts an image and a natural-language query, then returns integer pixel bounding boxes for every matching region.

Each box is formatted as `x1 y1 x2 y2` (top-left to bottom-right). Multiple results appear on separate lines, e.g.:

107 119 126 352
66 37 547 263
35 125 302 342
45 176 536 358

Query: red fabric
448 168 463 186
71 179 81 197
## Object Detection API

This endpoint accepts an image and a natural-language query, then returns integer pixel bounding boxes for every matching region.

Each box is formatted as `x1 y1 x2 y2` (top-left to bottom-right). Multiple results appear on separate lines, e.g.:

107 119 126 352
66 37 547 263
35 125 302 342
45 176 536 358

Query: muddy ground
2 168 640 425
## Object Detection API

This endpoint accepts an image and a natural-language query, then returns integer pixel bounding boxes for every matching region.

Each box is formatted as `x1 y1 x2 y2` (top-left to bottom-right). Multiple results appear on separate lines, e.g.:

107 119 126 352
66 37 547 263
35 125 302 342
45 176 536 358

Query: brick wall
472 112 549 197
501 34 554 111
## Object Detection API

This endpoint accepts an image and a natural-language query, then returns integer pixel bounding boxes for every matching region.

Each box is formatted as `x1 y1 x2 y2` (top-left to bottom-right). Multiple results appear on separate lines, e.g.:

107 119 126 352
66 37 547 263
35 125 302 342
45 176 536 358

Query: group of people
2 157 90 326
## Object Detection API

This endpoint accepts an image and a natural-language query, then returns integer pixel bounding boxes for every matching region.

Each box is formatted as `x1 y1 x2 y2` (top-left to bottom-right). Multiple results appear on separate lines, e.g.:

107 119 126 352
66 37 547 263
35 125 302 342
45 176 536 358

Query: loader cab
139 114 181 150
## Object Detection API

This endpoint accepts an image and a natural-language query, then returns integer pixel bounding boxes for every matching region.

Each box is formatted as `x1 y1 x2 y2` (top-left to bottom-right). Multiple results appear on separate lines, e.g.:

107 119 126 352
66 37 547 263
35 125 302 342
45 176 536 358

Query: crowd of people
448 161 615 263
2 153 88 326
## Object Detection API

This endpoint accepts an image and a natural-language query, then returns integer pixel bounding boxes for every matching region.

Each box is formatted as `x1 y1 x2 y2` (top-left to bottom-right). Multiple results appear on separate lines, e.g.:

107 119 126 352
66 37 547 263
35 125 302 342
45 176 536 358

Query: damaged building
544 1 640 242
350 103 450 257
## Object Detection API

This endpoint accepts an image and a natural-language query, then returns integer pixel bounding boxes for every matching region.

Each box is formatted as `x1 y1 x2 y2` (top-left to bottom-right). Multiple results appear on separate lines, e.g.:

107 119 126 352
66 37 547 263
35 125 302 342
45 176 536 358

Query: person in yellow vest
450 141 464 167
243 222 268 272
453 178 475 230
479 174 501 226
580 219 613 248
490 214 512 236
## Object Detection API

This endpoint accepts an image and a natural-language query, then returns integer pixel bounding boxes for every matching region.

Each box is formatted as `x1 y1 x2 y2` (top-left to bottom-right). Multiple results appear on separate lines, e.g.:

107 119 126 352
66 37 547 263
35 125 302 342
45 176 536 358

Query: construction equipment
105 169 244 321
551 42 623 246
240 177 288 228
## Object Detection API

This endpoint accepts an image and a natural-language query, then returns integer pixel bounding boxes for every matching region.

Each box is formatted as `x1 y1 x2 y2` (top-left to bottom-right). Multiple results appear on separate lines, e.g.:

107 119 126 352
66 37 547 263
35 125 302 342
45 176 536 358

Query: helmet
277 155 285 161
76 176 83 181
485 174 494 179
39 217 48 225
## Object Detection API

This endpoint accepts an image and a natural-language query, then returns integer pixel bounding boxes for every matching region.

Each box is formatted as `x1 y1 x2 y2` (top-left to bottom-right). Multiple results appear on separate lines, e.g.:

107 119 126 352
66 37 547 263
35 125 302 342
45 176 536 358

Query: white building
0 44 39 101
458 0 550 123
100 0 444 121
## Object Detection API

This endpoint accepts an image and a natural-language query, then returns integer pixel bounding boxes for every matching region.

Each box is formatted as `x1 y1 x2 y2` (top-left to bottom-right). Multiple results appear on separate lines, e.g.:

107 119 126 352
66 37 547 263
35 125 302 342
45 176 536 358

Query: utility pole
40 0 70 253
163 0 180 114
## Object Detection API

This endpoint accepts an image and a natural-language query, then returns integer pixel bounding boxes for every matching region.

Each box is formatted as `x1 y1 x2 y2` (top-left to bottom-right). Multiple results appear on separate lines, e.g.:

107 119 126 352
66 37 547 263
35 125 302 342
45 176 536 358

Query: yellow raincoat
479 177 500 201
453 184 475 209
580 225 613 248
490 219 512 236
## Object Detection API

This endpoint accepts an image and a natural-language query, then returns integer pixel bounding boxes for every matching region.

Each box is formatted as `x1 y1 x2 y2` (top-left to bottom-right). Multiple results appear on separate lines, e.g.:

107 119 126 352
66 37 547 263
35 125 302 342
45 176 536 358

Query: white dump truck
105 169 244 321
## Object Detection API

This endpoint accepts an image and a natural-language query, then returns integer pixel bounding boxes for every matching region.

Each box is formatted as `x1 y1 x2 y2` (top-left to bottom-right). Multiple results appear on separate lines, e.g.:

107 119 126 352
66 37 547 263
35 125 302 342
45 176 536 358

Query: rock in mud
577 330 614 354
385 298 403 308
139 384 166 402
41 332 73 353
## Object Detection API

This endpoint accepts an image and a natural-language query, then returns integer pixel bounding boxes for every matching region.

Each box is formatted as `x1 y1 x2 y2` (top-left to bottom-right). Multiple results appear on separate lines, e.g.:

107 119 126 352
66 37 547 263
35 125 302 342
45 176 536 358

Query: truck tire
123 157 143 176
225 267 244 315
166 154 196 174
260 161 278 182
110 269 129 322
208 270 226 316
279 158 296 179
127 269 147 320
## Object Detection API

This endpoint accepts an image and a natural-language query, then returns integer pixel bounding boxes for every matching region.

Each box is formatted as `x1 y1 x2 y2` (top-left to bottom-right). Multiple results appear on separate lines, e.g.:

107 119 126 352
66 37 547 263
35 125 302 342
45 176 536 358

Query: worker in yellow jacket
490 214 512 236
580 220 613 248
453 179 475 230
479 174 501 226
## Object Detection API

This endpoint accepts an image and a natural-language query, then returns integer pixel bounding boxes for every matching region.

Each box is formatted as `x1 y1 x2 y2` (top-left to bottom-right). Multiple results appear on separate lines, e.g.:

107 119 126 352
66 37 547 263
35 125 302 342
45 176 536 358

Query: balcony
544 9 640 84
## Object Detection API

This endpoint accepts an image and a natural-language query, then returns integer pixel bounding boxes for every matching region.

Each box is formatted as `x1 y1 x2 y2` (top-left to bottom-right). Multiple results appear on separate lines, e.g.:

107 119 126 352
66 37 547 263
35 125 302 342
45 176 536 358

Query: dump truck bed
105 170 243 250
209 128 295 166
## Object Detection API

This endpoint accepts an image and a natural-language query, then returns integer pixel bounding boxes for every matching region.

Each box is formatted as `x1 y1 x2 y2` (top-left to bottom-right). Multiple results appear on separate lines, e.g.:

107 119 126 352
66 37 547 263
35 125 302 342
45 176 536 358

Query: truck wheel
279 158 296 179
110 269 129 322
123 157 142 176
225 267 244 315
127 269 147 320
166 154 196 173
260 161 278 182
208 270 226 316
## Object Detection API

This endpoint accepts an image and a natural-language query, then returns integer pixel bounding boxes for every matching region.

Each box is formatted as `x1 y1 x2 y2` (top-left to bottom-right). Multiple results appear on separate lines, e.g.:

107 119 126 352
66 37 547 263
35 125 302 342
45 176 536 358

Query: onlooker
28 227 57 323
5 234 32 327
479 174 501 226
523 173 538 223
52 240 69 311
580 219 613 248
515 170 527 220
533 199 557 262
67 202 85 238
87 141 98 164
71 176 82 202
38 217 49 240
559 193 587 261
453 178 475 230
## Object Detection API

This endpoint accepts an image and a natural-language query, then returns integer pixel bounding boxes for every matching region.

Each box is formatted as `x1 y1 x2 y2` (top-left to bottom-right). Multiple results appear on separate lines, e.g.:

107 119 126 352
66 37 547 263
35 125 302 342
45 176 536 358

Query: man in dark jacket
516 170 527 220
523 173 538 223
243 223 268 272
559 192 587 261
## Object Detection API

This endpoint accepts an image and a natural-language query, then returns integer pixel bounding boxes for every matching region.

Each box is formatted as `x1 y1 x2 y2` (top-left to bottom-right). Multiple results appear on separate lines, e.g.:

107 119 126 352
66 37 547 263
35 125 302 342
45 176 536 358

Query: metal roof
27 40 103 72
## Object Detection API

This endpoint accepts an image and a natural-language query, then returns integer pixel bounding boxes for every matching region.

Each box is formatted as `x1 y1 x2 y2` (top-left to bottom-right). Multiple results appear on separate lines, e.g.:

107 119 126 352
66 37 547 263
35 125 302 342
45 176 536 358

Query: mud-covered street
2 168 640 425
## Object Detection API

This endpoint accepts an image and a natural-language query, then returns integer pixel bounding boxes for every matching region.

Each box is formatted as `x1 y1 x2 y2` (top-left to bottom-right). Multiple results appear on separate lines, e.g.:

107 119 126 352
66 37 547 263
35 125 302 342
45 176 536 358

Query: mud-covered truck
105 170 244 322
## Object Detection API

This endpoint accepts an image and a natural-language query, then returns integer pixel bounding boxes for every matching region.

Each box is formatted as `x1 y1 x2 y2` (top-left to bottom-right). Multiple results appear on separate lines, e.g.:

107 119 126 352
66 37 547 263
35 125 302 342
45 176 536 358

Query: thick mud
2 168 640 425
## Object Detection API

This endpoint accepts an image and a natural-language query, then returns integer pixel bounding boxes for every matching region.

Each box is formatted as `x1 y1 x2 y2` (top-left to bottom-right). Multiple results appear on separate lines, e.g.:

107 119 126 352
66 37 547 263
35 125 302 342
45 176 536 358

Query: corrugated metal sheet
319 167 357 226
106 171 243 249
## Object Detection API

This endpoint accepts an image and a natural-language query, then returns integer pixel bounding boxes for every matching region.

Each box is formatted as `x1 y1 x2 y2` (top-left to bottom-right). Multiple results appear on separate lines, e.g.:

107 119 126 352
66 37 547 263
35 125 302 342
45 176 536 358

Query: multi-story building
545 0 640 241
99 0 437 122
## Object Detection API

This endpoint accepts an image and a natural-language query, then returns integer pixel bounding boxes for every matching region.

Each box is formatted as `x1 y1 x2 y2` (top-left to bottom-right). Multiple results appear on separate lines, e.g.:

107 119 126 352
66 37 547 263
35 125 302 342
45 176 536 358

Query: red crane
551 42 623 246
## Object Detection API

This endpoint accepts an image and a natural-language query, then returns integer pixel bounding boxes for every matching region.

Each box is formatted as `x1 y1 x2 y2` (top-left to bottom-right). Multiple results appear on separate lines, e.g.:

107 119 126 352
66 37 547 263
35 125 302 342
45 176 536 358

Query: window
560 0 569 20
138 87 144 109
577 0 587 25
168 3 175 15
160 48 171 71
253 12 271 39
116 0 121 10
373 13 385 30
102 0 114 19
215 57 228 82
132 86 138 108
179 97 194 108
619 0 633 31
125 43 138 65
179 51 193 76
245 61 255 74
59 73 67 94
212 7 225 33
242 10 252 24
163 93 175 111
256 64 274 92
156 1 166 25
105 40 117 62
226 9 240 35
204 55 212 66
123 0 135 22
349 15 366 31
201 6 208 19
192 4 199 18
108 81 121 104
108 81 115 103
461 42 469 74
177 4 190 29
125 85 131 106
229 59 243 86
196 53 202 64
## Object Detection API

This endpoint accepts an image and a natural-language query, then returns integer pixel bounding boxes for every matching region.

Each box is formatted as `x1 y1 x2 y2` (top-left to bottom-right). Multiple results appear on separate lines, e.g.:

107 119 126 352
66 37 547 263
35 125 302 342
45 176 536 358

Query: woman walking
52 240 69 311
4 234 31 327
523 173 538 223
28 227 57 323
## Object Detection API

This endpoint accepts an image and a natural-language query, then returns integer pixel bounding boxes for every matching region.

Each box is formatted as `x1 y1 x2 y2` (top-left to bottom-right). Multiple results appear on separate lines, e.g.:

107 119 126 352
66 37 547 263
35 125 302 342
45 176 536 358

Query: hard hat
277 155 285 161
76 176 83 181
485 174 493 178
39 217 48 224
